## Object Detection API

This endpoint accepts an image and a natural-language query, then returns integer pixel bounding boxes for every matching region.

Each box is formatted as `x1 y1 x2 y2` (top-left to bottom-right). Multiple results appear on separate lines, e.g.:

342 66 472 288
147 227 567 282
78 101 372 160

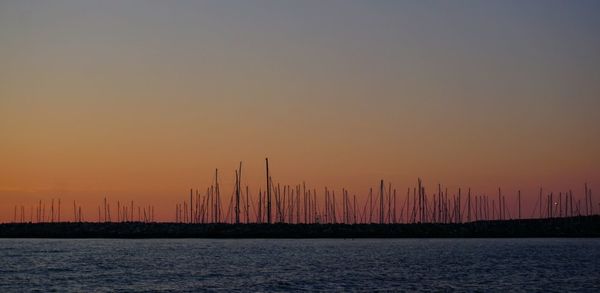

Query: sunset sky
1 1 599 222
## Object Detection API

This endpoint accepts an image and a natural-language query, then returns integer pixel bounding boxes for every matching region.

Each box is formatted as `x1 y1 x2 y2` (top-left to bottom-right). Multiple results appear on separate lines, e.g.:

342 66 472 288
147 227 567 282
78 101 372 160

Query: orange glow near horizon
1 156 597 223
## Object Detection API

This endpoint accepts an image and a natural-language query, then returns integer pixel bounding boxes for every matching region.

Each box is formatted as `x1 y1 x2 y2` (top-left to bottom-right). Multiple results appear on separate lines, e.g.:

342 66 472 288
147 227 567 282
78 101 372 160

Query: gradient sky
1 0 599 222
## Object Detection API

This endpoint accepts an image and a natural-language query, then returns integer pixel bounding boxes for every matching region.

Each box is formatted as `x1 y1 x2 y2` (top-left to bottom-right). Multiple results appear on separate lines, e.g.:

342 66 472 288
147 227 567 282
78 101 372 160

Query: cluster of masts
8 158 597 224
11 198 156 224
174 159 596 224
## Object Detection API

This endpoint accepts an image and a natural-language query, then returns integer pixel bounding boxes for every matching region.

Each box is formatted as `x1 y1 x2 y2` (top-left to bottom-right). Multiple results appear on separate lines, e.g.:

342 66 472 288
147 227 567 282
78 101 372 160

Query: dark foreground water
0 239 598 292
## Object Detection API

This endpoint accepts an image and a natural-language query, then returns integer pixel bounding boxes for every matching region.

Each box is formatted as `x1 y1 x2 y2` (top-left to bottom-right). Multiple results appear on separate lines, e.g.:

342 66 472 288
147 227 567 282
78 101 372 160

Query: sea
0 238 598 292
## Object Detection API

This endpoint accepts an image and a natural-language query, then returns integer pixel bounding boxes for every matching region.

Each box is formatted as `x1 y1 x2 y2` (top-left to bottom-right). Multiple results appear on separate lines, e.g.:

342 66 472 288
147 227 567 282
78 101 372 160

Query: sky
1 0 599 222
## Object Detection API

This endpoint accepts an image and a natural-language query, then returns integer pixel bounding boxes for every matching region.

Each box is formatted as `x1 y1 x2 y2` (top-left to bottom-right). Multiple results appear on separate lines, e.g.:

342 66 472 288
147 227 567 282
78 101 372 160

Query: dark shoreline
0 216 598 238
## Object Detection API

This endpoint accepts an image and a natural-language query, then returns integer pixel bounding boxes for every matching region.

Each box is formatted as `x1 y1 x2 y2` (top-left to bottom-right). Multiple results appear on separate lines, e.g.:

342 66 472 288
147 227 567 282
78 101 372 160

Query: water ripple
0 239 598 292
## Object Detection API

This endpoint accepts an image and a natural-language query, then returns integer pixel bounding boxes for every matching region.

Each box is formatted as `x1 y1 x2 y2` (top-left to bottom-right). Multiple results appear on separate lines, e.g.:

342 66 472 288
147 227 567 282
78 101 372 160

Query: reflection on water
0 238 598 291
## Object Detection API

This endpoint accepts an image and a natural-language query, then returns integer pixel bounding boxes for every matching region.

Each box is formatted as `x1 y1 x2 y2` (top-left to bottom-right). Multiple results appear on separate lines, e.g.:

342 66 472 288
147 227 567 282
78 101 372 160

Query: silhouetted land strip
0 216 598 238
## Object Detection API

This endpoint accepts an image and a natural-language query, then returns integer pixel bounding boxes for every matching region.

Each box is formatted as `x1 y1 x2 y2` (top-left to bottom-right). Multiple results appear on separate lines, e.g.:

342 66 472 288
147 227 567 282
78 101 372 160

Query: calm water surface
0 238 598 292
